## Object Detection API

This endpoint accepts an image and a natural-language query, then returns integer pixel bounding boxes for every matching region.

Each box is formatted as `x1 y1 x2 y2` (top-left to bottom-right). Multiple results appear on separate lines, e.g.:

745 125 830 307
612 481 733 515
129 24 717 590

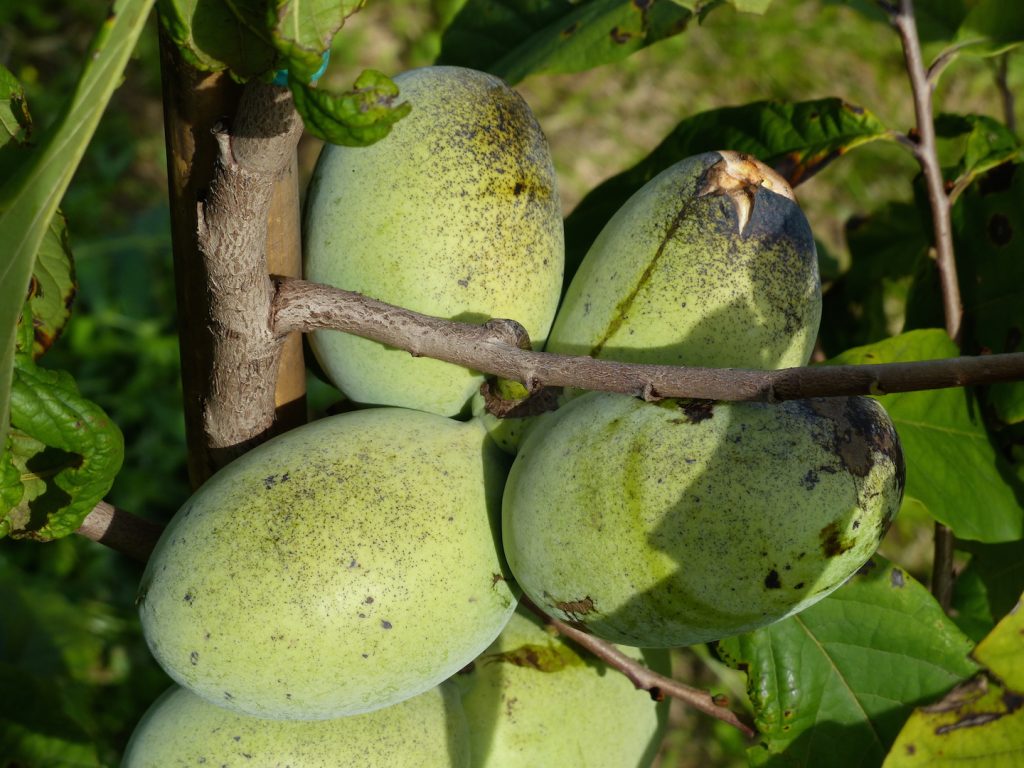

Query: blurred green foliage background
0 1 1020 764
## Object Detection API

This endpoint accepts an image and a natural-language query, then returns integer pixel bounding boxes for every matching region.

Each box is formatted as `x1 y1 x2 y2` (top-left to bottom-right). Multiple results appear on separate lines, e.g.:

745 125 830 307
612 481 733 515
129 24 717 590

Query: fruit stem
520 597 757 739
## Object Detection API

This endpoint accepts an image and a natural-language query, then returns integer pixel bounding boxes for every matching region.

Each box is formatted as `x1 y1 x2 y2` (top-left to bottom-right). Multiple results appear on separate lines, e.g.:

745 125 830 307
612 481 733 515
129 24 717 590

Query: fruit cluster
125 65 904 765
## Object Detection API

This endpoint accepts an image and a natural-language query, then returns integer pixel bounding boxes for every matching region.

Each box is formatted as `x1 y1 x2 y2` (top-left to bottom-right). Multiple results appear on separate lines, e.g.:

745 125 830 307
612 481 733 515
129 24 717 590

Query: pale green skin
548 152 820 372
458 610 669 768
503 392 904 647
304 65 564 417
138 409 517 719
122 683 469 767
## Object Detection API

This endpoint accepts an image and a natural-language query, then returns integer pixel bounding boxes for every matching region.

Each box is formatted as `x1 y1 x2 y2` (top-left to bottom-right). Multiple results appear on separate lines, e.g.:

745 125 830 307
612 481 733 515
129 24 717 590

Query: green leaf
0 64 33 179
0 0 154 472
883 598 1024 768
717 557 978 768
908 162 1024 423
953 163 1024 424
565 98 890 280
436 0 705 85
269 0 362 83
157 0 278 79
820 201 929 355
828 330 1024 542
21 211 76 360
973 594 1024 689
290 68 412 147
2 362 123 541
0 437 21 515
935 113 1022 194
954 0 1024 56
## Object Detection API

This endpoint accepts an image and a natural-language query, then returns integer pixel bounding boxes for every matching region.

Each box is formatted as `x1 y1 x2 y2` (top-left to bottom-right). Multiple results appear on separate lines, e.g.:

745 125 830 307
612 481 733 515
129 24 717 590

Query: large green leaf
290 68 412 147
158 0 277 79
717 557 978 768
0 0 154 468
828 330 1024 542
564 98 891 279
820 201 929 355
905 162 1024 424
2 362 124 541
883 593 1024 767
436 0 711 85
953 163 1024 424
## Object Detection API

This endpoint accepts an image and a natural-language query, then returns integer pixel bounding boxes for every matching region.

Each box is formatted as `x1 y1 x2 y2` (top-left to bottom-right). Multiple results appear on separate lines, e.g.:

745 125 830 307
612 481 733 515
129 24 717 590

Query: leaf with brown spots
717 557 977 768
18 212 75 361
883 600 1024 768
905 162 1024 424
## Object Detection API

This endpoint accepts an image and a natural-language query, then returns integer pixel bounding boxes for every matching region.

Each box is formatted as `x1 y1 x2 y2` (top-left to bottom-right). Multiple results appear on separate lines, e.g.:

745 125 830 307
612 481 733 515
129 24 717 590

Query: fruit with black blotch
503 392 904 647
548 151 820 375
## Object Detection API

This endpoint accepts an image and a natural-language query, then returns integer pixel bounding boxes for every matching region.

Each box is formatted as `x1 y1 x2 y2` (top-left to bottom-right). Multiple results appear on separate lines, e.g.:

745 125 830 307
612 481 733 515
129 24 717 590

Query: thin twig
888 0 963 345
274 278 1024 403
887 0 963 610
520 597 756 738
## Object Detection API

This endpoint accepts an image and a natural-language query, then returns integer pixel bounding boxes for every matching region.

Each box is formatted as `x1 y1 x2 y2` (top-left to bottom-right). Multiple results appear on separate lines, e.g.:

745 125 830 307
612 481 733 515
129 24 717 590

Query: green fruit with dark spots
502 392 904 647
122 683 469 767
548 151 820 372
457 610 669 767
138 408 516 719
304 65 564 417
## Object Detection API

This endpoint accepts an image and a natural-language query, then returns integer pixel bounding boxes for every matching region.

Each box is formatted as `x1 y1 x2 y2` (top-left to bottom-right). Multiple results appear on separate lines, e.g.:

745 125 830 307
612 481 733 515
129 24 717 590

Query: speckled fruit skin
547 151 820 371
122 683 469 767
138 409 517 720
503 392 905 647
304 65 564 417
457 610 669 768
